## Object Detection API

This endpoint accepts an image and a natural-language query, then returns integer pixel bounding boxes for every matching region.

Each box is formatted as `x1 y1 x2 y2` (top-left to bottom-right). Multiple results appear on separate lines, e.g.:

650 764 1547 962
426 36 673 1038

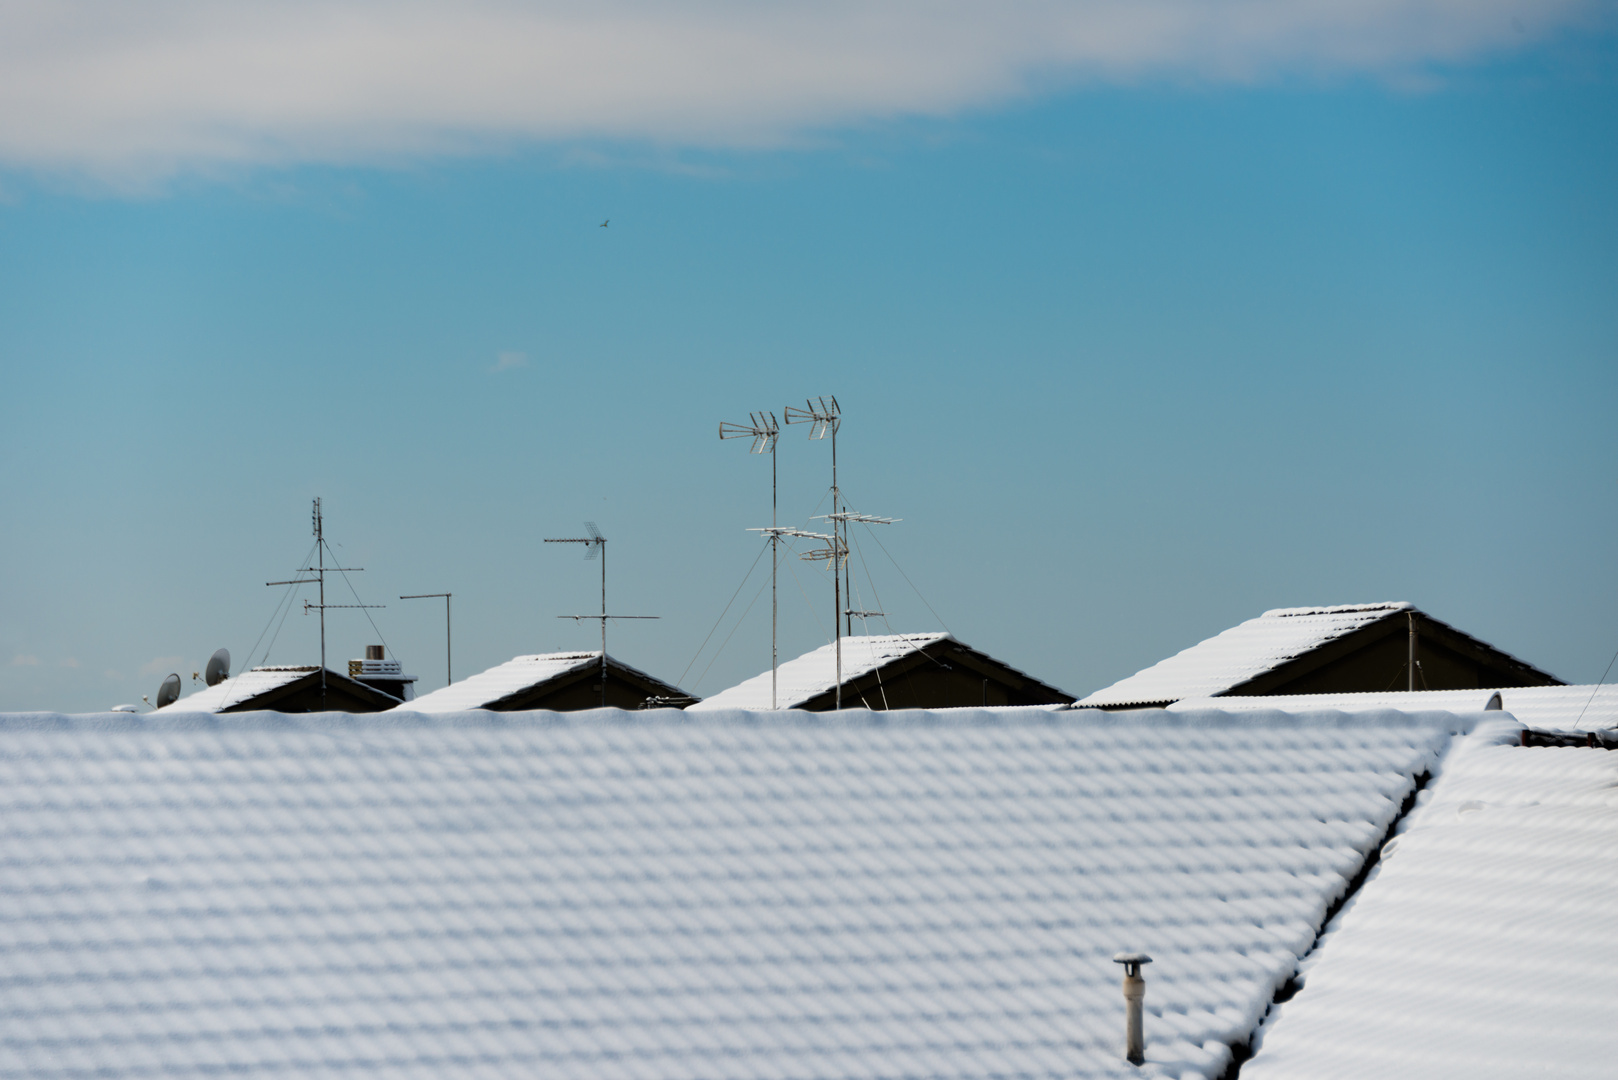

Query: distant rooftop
399 651 693 713
1172 684 1618 734
690 633 953 711
1079 603 1559 709
151 665 317 713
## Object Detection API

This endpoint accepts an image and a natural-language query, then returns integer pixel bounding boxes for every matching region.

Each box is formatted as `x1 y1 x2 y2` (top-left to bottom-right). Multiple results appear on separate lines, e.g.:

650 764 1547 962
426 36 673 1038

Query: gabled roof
689 632 952 710
398 651 689 713
689 632 1073 711
1172 684 1618 733
1078 603 1559 709
0 706 1469 1079
1244 718 1618 1079
150 665 319 713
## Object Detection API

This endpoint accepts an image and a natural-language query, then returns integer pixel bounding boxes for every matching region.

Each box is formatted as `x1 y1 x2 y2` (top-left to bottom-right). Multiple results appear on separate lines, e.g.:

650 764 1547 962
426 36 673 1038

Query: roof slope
1244 720 1618 1079
1172 684 1618 733
0 707 1464 1079
152 665 314 713
689 632 952 710
1079 604 1412 708
400 652 601 712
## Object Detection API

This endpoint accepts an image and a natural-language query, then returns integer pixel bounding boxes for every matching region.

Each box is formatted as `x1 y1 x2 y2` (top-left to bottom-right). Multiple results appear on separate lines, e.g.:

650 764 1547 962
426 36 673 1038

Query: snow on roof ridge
1079 604 1411 708
688 632 953 711
398 650 689 714
1260 602 1413 618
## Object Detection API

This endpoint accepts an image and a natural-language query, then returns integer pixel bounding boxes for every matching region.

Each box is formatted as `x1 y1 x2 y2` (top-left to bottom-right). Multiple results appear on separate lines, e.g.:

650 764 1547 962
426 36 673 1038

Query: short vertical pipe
1113 952 1152 1066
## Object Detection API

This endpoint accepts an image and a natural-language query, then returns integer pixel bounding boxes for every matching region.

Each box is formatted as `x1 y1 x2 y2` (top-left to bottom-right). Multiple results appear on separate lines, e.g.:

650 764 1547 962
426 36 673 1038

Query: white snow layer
151 665 315 713
1078 603 1413 708
688 633 953 710
1173 684 1618 733
398 651 603 712
1244 719 1618 1079
0 707 1462 1079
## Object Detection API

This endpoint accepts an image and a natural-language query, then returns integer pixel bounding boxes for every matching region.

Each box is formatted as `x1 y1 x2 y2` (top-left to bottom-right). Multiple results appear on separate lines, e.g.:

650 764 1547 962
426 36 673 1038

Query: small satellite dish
205 648 231 687
155 673 182 709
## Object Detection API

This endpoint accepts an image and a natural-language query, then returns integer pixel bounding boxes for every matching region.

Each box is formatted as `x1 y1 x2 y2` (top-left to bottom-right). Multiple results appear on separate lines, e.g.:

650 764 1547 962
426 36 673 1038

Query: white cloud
491 350 529 372
10 653 41 667
0 1 1603 183
139 655 184 677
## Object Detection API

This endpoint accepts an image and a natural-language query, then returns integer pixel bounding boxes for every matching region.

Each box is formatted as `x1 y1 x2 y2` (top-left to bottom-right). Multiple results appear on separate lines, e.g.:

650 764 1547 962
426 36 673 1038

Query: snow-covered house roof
151 665 404 714
1078 603 1559 709
398 651 692 713
1172 684 1618 733
1243 718 1618 1079
0 705 1466 1079
690 633 1074 711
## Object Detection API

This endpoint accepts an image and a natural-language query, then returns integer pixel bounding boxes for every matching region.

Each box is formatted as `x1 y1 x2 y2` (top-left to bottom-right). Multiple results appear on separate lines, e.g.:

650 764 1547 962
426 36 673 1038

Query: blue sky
3 3 1617 711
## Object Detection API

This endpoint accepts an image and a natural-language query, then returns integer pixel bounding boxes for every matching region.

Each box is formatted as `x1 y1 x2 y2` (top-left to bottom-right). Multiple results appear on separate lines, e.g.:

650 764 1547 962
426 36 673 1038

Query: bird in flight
599 219 609 228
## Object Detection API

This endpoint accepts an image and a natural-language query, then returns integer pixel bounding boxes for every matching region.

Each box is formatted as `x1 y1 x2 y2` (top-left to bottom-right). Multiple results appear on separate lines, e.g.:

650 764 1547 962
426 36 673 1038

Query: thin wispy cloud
0 1 1604 184
10 654 41 667
491 351 529 373
138 655 184 677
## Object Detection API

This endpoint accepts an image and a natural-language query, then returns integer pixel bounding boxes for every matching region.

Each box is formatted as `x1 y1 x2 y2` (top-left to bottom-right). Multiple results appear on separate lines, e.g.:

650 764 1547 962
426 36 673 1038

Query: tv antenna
545 521 658 708
721 410 785 708
266 497 382 710
400 593 452 687
784 396 848 705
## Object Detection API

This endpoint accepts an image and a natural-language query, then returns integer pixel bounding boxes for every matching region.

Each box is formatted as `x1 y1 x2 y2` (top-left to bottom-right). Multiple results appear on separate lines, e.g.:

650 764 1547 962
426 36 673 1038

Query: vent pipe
1114 952 1152 1065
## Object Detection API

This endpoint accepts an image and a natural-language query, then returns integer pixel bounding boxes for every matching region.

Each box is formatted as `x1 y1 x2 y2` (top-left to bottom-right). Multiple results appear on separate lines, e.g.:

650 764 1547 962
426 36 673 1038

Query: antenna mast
784 397 849 707
400 592 452 687
721 411 781 708
266 497 381 710
545 522 658 707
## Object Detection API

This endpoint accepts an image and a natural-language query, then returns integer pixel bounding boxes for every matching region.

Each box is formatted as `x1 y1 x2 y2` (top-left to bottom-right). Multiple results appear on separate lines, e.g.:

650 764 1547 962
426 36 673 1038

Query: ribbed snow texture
1245 721 1618 1079
1173 684 1618 733
0 709 1451 1080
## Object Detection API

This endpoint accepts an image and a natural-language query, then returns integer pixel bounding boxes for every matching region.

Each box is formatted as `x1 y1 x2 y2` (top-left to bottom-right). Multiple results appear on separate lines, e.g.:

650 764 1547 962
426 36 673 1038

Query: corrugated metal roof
151 665 316 714
688 633 953 711
0 706 1464 1079
1244 718 1618 1079
1171 684 1618 733
1078 603 1413 708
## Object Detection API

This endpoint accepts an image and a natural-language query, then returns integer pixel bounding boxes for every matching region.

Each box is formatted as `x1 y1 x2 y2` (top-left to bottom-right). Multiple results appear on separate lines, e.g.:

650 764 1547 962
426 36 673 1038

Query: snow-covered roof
0 706 1467 1079
688 632 954 710
1244 718 1618 1079
1172 684 1618 733
1079 603 1418 708
399 651 604 712
151 665 315 713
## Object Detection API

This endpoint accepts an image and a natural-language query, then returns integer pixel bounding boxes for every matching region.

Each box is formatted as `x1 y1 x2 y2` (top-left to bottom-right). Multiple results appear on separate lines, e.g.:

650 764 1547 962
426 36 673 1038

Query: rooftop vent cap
1113 952 1152 1065
1484 691 1503 711
366 645 385 660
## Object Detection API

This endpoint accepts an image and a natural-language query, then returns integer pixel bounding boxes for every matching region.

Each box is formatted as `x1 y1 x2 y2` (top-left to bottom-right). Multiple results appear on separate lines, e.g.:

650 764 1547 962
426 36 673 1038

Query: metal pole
315 498 326 710
771 433 778 711
600 538 608 708
832 414 841 710
1408 612 1416 692
445 594 452 685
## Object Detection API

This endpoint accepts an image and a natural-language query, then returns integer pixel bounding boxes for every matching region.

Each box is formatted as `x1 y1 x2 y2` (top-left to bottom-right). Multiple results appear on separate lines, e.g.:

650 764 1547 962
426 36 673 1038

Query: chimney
1113 952 1152 1065
349 646 418 702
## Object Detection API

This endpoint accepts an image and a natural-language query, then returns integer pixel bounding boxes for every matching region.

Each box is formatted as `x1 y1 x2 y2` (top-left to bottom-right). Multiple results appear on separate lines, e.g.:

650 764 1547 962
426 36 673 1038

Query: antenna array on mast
545 523 658 708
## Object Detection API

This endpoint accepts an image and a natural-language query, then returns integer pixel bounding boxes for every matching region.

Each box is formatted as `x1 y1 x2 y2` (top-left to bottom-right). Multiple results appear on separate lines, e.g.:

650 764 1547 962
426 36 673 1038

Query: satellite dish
155 673 182 709
205 648 231 687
